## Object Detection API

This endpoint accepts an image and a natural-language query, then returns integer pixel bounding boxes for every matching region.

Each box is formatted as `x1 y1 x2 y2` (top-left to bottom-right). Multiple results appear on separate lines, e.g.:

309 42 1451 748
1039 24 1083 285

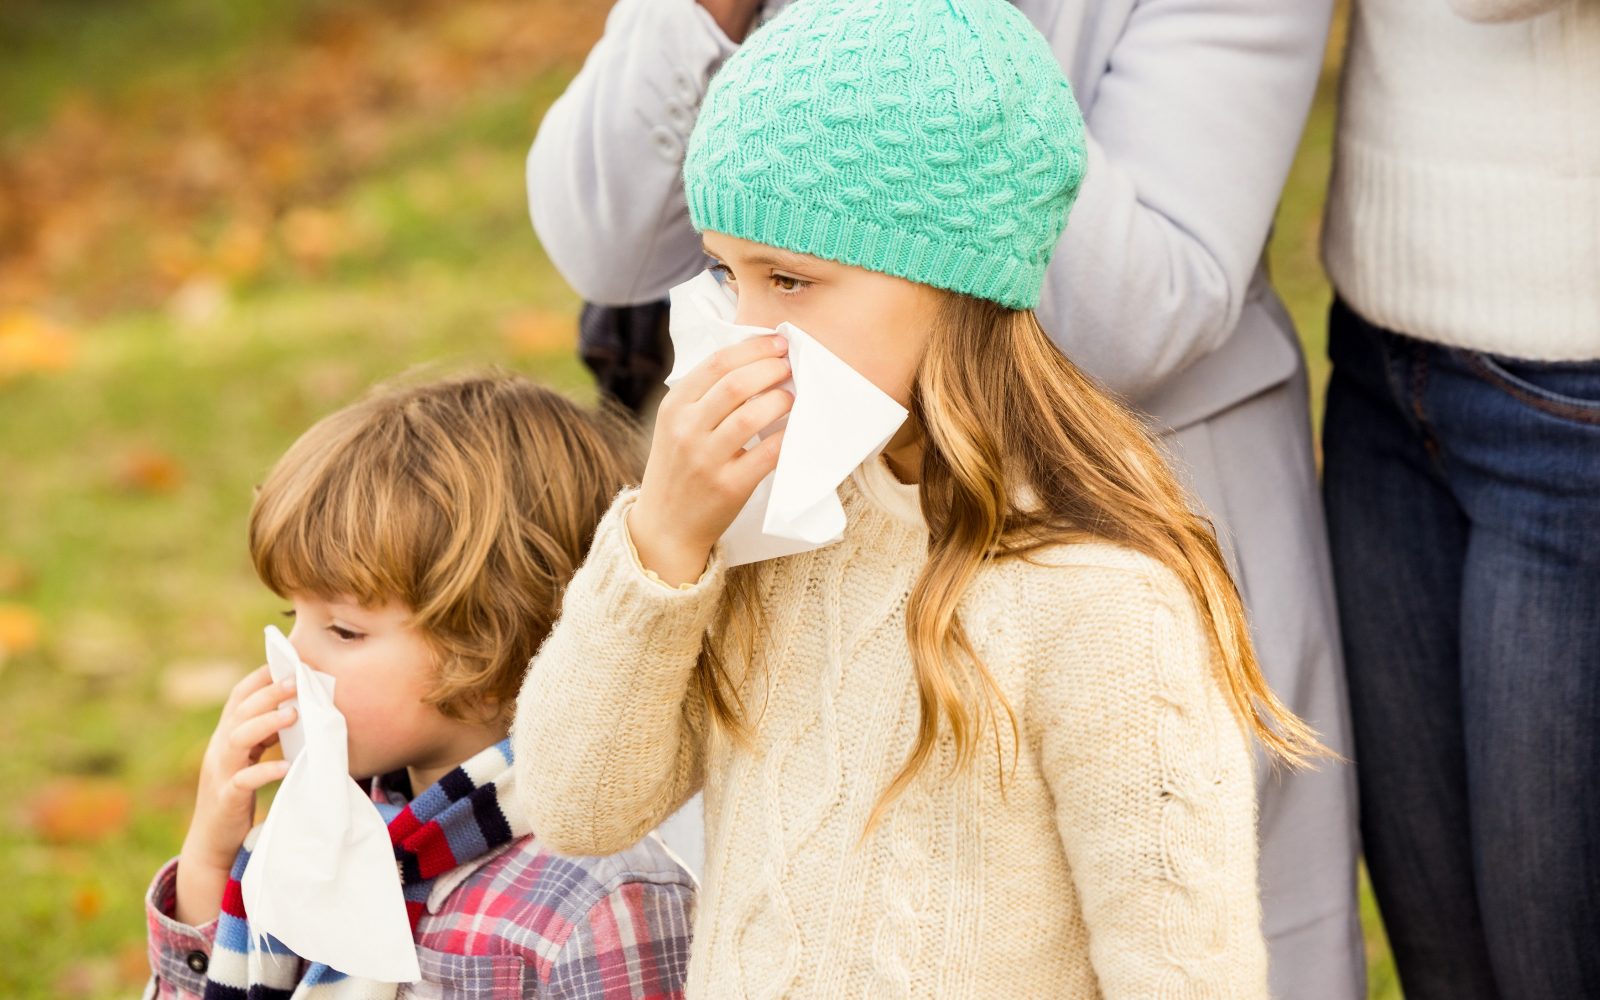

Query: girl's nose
733 293 784 332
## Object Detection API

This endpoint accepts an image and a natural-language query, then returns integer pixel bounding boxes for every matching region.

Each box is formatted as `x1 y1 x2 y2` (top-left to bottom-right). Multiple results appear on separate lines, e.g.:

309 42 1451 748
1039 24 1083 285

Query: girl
515 0 1322 995
144 373 695 999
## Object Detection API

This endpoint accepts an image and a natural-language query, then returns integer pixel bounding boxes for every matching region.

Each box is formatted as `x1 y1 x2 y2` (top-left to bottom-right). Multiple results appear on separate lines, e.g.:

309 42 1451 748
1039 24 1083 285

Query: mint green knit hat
683 0 1087 311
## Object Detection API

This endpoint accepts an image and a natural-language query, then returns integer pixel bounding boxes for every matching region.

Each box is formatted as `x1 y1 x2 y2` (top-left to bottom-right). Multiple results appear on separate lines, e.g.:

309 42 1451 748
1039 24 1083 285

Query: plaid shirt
144 779 696 999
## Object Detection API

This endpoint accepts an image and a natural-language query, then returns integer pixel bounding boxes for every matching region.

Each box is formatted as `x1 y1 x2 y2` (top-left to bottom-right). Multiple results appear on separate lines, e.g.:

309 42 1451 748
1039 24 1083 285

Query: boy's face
284 594 498 787
700 231 943 408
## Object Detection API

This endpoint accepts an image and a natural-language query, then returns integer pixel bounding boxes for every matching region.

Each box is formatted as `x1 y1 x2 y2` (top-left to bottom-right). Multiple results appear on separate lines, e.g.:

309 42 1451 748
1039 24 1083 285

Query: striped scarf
202 739 527 999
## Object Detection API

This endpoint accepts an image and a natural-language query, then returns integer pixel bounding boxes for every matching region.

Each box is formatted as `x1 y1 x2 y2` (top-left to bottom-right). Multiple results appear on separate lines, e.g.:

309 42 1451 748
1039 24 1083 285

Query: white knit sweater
514 457 1268 998
1322 0 1600 360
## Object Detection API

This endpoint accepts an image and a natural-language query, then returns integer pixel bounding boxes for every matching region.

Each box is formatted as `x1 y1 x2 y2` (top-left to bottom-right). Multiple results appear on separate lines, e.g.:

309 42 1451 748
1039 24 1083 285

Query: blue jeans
1321 298 1600 1000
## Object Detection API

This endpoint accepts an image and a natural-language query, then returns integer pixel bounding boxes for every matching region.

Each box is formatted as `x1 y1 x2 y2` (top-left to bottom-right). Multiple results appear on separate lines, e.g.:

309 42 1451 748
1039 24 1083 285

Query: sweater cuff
583 489 728 642
620 501 706 593
145 859 218 996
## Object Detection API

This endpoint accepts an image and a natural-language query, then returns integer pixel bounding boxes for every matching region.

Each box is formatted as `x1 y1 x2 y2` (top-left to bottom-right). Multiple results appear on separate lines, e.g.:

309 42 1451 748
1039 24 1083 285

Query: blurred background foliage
0 1 1396 997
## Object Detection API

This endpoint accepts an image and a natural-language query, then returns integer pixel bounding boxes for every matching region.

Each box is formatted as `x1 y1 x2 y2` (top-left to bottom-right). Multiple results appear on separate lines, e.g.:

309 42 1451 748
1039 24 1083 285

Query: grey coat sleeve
526 0 738 305
1035 0 1334 402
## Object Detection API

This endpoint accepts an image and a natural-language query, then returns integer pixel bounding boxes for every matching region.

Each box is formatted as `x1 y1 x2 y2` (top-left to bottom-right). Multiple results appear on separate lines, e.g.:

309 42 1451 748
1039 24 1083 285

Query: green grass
0 2 1401 997
1269 62 1340 439
0 0 330 137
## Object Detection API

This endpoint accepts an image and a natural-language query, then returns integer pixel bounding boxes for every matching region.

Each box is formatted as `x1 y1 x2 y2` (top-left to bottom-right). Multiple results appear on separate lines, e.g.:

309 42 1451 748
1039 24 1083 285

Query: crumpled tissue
239 625 420 983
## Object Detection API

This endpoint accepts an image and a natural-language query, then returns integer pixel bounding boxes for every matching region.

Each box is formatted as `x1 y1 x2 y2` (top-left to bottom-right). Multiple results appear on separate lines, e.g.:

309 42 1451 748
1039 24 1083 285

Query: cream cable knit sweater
514 457 1268 998
1322 0 1600 360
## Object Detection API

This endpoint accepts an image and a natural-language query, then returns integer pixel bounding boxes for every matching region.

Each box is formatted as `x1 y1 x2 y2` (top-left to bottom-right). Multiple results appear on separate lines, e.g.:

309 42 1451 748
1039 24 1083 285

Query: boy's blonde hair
248 370 639 722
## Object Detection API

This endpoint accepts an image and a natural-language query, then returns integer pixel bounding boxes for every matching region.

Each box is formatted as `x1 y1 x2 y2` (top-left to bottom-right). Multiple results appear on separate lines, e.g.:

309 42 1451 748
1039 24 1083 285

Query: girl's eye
281 609 296 619
328 625 364 642
706 262 809 295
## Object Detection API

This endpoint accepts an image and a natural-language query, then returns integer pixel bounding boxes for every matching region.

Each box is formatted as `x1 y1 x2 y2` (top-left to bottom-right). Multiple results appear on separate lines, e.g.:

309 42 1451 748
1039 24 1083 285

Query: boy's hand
630 335 793 586
174 664 297 925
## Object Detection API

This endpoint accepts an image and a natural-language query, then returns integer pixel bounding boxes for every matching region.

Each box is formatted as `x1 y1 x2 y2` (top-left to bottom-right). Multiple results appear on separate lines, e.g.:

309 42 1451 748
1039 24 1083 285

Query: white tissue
241 625 420 983
666 270 909 566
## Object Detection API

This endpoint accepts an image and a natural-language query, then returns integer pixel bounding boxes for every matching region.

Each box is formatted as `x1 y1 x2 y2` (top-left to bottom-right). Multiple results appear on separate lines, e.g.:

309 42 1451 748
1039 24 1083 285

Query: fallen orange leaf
502 309 574 355
27 779 133 845
0 556 33 593
0 602 42 657
0 311 78 379
114 447 185 494
280 206 343 270
214 219 267 280
149 231 202 283
72 883 105 921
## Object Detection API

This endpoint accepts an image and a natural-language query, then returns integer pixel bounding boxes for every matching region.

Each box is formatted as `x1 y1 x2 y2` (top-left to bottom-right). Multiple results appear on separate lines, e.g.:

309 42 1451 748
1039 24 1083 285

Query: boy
144 372 693 999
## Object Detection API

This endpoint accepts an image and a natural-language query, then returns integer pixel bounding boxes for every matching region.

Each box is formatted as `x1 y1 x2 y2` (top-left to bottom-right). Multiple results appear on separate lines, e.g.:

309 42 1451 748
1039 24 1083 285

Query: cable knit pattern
514 458 1268 997
682 0 1087 310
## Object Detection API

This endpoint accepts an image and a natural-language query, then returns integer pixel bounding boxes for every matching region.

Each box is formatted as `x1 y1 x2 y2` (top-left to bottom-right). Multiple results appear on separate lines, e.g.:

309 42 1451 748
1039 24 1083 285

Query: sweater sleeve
1028 557 1268 998
513 490 725 856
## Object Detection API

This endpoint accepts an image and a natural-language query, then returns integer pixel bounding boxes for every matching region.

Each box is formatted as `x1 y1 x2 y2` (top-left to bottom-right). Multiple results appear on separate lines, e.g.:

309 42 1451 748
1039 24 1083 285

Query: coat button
185 950 208 974
674 71 701 107
650 125 682 161
666 100 696 133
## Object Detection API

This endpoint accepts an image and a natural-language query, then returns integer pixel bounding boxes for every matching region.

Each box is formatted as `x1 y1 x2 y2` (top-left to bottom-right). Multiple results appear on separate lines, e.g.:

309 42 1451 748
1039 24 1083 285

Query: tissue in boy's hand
666 270 909 566
263 625 314 762
241 625 420 984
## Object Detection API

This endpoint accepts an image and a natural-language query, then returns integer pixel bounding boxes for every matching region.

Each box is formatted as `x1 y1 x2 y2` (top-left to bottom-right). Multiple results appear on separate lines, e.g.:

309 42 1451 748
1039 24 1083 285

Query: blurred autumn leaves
0 5 611 992
0 591 42 669
0 0 604 372
0 544 40 678
0 310 77 380
0 0 607 685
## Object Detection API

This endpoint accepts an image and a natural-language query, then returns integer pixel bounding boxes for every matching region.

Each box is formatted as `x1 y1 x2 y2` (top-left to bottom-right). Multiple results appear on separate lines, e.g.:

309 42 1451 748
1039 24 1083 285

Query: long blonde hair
696 294 1326 830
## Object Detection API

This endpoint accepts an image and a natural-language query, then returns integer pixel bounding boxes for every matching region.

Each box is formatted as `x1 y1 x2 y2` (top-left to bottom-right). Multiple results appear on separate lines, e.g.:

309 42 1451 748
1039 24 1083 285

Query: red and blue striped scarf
201 738 525 999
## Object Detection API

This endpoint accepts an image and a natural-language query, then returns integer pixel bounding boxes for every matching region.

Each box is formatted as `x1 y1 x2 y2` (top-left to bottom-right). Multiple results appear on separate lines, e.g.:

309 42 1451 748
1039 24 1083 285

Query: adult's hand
698 0 764 43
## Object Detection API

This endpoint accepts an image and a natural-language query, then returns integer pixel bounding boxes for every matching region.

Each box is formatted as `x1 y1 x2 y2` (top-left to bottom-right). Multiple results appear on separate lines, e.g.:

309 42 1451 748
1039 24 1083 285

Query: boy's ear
478 692 512 728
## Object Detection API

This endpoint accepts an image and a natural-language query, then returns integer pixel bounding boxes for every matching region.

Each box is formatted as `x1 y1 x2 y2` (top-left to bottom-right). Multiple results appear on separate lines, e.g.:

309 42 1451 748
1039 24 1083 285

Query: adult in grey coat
526 1 1361 996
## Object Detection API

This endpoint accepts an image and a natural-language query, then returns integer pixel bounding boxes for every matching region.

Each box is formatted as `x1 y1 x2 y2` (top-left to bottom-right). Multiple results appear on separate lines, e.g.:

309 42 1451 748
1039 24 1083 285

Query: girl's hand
630 335 793 586
174 665 297 925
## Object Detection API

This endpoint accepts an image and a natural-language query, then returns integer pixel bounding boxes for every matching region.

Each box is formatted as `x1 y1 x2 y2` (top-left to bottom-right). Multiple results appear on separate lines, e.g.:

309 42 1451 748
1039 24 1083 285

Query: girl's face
284 594 501 790
702 231 943 407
